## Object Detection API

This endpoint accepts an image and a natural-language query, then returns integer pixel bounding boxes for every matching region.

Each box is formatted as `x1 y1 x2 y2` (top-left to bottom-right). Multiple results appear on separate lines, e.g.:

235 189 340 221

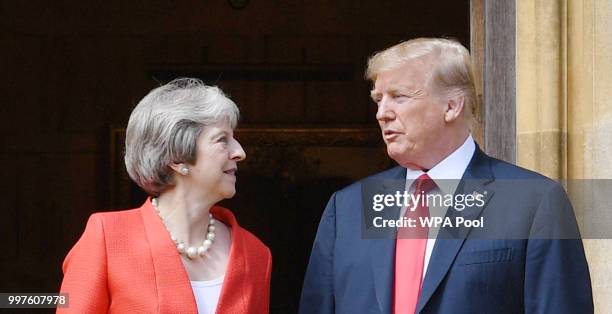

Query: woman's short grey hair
365 38 477 121
124 78 239 196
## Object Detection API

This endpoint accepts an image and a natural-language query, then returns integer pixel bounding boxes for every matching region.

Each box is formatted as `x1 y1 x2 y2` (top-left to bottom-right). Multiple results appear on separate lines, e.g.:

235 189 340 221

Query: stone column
516 0 612 311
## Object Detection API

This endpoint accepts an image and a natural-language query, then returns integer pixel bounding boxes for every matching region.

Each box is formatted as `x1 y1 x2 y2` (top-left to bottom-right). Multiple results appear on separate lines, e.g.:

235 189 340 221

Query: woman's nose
230 139 246 162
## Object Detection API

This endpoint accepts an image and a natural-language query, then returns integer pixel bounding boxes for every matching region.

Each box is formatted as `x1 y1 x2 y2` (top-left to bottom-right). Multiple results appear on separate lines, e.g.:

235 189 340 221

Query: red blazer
59 199 272 313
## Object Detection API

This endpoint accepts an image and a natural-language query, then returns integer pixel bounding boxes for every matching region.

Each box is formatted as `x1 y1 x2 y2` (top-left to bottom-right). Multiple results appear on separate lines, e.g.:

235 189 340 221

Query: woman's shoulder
89 207 142 219
83 206 147 235
237 226 271 257
63 208 144 267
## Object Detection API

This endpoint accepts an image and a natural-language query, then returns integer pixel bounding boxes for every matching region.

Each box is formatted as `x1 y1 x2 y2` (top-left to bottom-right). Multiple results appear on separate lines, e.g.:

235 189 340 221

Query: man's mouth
383 130 401 139
223 168 237 175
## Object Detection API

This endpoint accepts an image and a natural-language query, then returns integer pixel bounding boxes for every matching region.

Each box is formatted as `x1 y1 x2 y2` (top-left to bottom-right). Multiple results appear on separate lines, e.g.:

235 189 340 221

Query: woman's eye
218 136 228 143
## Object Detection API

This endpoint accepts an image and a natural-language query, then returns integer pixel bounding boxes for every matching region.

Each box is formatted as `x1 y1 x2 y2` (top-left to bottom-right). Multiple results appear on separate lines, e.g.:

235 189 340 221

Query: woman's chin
220 187 237 200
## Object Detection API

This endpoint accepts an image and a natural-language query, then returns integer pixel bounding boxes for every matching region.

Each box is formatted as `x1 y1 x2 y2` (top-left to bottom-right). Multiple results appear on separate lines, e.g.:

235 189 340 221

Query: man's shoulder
479 154 566 202
485 154 555 181
333 153 561 195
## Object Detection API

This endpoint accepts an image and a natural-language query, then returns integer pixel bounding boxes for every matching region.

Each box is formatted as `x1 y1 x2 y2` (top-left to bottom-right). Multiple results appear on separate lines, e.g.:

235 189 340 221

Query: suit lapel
371 238 398 313
140 199 199 314
140 201 249 314
210 207 249 314
369 166 406 314
415 147 495 313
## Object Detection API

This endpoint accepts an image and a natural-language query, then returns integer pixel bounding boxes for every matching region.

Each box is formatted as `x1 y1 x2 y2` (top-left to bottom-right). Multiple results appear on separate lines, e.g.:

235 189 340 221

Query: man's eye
218 136 228 143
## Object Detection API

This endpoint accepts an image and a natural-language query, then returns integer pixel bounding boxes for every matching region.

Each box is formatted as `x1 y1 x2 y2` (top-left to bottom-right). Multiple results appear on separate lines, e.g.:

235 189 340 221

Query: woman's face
187 121 246 202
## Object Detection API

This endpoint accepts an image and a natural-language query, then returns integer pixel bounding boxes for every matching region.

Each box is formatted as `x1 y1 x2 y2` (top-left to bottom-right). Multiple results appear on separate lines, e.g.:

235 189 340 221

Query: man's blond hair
366 38 477 122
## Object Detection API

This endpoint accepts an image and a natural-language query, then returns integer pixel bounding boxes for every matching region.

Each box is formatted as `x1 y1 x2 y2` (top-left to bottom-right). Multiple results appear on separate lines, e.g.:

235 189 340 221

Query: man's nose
376 97 394 122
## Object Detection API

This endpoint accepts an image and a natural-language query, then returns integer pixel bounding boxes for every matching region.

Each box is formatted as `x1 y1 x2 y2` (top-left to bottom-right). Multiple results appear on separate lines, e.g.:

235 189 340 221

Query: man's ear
444 95 465 123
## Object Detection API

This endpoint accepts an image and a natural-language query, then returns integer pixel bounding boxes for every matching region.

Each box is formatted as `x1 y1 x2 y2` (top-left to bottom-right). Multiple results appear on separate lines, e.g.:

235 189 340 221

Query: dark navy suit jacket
300 147 593 314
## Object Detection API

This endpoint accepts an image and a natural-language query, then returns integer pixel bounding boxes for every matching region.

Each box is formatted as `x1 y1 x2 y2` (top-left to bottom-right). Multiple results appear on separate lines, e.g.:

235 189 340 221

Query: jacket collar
369 166 408 313
139 198 248 314
415 145 495 313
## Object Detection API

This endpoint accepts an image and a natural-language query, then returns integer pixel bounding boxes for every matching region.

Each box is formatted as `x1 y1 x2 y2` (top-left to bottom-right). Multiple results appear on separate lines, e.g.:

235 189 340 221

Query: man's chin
387 149 421 169
387 146 406 162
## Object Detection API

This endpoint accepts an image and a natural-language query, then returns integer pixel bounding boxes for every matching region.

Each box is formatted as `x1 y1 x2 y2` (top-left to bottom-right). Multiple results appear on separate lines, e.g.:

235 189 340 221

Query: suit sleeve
299 192 337 314
524 183 594 313
58 214 110 313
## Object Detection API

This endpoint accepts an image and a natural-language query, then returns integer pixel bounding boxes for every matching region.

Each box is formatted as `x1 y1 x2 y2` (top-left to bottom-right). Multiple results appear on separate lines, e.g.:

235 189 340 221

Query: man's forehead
372 77 422 93
372 61 430 90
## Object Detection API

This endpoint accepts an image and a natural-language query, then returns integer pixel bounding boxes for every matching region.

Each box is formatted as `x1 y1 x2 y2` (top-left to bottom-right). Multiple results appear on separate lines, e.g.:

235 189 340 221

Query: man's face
371 58 447 170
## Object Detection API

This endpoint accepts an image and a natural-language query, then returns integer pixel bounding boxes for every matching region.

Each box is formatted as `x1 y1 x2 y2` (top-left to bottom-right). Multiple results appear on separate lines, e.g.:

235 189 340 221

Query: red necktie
394 173 436 314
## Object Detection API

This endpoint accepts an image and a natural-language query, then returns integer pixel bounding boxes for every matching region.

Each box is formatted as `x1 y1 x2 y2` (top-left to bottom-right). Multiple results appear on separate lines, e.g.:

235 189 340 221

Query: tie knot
415 173 436 193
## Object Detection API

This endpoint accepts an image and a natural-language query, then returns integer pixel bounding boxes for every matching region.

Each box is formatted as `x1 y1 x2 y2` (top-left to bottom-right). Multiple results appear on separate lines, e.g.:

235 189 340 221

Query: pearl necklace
151 198 216 259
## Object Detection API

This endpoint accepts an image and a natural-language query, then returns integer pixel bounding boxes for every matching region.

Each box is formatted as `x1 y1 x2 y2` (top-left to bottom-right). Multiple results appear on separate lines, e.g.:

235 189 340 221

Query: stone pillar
516 0 612 311
516 0 565 179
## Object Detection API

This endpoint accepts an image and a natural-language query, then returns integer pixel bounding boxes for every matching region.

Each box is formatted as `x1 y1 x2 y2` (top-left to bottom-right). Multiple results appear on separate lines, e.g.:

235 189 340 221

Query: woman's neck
156 188 215 246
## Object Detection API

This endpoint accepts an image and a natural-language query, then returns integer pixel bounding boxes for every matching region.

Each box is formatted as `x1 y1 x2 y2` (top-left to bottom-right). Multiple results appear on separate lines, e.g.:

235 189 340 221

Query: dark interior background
0 1 468 313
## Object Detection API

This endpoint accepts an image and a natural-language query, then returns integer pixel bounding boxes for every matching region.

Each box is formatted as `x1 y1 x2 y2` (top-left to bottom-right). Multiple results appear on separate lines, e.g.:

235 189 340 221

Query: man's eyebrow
404 88 424 96
369 86 423 99
387 84 421 94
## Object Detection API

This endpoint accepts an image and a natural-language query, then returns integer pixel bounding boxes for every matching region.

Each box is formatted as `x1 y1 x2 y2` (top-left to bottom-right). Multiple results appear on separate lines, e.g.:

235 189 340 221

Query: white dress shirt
401 134 476 280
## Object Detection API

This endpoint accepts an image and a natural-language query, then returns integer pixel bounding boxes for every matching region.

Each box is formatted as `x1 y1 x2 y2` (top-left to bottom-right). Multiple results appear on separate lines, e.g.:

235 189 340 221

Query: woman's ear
169 162 190 176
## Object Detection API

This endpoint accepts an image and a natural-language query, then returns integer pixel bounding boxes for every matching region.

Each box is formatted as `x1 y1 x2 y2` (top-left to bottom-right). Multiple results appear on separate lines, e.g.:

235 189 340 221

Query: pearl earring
180 166 189 175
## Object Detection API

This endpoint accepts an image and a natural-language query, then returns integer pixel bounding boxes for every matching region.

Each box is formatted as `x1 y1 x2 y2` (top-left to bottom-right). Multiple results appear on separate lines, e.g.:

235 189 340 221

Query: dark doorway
1 1 469 313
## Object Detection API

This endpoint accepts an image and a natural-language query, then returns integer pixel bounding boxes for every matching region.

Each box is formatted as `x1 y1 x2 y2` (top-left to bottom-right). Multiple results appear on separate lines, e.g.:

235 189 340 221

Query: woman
59 78 271 313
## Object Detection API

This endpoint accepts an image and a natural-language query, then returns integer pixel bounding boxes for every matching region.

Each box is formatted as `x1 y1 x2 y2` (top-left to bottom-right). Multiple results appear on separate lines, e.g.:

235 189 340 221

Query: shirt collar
405 134 476 195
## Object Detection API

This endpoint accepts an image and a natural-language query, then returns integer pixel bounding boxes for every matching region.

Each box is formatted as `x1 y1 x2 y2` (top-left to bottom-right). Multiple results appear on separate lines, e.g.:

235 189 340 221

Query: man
299 38 593 313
